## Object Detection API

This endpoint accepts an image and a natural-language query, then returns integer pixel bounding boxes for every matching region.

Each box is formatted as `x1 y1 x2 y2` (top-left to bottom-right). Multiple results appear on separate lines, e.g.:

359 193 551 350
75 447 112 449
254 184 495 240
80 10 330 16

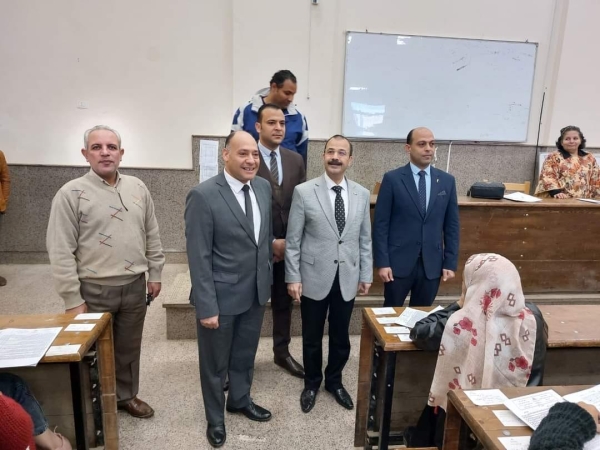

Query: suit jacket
373 163 459 280
285 174 373 301
256 146 306 239
185 172 273 319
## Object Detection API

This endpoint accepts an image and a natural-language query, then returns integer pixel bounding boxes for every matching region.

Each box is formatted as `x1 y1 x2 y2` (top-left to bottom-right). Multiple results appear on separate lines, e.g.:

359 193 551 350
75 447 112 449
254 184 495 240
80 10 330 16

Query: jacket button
339 240 343 244
334 260 338 264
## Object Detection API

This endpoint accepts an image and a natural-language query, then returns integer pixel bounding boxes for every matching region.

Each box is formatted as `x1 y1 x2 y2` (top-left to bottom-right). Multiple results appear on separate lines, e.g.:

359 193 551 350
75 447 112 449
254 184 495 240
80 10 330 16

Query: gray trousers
80 274 146 403
196 298 265 426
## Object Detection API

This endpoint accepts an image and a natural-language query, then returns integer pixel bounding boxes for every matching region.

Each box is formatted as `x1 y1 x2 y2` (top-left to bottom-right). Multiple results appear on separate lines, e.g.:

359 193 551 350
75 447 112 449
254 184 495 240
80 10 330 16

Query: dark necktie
332 185 345 235
418 170 427 215
242 185 254 233
270 151 279 185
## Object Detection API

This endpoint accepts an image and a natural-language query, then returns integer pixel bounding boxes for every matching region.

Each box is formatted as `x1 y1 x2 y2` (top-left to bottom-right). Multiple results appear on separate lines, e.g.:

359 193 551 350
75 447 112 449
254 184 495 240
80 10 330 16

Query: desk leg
364 342 381 449
377 351 397 450
69 362 89 450
97 319 119 450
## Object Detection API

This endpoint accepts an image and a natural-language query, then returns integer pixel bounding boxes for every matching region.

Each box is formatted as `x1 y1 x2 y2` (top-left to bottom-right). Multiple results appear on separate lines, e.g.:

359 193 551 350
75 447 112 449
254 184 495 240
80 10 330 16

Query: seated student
0 373 72 450
535 125 600 198
529 401 599 450
405 253 548 449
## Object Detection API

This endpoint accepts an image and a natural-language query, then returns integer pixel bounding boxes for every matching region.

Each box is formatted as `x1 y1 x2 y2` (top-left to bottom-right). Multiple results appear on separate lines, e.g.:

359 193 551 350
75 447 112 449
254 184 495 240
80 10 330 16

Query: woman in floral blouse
535 126 600 198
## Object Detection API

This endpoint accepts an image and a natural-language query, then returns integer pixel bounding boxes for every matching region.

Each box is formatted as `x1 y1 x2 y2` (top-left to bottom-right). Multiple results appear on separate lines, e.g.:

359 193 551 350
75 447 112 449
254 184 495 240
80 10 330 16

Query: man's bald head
406 127 433 145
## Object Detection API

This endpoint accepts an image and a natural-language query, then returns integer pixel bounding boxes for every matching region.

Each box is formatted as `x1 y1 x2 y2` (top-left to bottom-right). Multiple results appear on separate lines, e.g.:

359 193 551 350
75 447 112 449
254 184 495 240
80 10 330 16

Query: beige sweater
47 169 165 309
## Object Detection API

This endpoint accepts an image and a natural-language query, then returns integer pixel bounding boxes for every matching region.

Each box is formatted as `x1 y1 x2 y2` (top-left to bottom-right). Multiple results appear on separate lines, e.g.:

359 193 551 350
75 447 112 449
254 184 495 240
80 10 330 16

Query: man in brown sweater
47 125 165 418
0 150 10 287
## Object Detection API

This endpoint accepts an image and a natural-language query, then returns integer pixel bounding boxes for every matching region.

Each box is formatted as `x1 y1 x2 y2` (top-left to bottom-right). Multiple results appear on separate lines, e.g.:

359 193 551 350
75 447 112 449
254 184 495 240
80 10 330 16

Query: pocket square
438 190 447 196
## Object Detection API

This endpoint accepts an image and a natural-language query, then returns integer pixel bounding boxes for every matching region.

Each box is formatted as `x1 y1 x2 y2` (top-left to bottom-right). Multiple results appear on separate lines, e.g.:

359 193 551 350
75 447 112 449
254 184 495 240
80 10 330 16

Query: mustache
328 160 342 166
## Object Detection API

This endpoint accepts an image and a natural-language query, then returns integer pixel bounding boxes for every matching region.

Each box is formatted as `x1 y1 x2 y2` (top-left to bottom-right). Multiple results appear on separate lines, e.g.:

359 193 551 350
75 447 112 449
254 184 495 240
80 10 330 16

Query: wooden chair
373 181 381 194
503 181 531 194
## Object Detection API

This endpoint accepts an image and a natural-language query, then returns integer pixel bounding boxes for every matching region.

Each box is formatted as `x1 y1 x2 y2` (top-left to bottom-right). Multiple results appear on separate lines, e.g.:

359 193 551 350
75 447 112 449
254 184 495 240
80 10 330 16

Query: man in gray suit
185 130 273 448
285 134 373 413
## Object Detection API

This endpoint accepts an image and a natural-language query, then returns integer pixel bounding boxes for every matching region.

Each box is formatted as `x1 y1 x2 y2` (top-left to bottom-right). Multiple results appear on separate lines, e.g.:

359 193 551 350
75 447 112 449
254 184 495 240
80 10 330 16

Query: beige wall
0 0 598 168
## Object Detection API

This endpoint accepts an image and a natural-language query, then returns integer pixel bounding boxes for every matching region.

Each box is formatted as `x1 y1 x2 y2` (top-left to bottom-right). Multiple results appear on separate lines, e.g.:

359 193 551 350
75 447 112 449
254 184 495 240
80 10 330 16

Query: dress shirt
258 141 283 185
224 169 261 242
410 162 431 210
324 173 349 220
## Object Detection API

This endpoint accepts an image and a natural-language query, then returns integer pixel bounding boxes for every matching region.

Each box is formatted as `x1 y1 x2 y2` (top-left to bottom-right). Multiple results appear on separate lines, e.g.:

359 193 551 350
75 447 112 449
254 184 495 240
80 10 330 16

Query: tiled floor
0 264 361 449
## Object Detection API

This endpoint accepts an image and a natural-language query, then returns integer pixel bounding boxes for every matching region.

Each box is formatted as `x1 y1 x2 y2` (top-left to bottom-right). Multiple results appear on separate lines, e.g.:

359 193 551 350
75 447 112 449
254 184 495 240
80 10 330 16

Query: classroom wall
3 0 598 169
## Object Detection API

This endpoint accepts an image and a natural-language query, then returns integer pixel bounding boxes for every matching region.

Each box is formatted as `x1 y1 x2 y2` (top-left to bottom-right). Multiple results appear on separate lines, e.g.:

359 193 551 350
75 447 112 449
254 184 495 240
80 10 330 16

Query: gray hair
83 125 122 149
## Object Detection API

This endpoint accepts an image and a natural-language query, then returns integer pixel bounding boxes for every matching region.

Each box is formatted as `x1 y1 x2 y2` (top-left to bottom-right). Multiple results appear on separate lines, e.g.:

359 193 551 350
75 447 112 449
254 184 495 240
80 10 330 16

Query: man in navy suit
373 127 460 307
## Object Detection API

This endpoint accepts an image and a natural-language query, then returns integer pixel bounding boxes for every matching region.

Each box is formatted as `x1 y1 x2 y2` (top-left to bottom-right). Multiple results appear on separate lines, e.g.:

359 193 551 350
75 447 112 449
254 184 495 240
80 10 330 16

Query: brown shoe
117 397 155 418
0 276 6 286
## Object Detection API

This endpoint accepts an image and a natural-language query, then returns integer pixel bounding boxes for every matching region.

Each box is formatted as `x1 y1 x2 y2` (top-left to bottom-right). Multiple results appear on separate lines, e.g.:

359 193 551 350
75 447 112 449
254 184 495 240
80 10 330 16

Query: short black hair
270 70 297 88
324 134 353 156
556 125 587 158
406 128 415 144
224 130 238 148
257 103 282 123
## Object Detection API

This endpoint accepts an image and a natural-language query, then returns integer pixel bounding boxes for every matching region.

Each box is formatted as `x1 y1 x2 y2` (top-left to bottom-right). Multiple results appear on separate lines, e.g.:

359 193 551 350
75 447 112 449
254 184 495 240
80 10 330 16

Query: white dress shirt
258 141 283 185
224 169 261 242
324 173 349 220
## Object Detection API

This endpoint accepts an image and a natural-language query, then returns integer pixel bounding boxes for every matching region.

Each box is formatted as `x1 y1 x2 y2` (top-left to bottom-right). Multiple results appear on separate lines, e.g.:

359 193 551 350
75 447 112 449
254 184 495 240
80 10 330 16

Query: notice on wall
199 139 219 183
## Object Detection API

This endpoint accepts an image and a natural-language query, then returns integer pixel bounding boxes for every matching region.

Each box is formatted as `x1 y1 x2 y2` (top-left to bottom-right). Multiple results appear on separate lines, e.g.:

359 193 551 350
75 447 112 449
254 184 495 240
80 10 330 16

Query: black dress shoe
300 388 317 413
206 424 226 448
326 386 354 410
274 355 305 378
226 402 272 422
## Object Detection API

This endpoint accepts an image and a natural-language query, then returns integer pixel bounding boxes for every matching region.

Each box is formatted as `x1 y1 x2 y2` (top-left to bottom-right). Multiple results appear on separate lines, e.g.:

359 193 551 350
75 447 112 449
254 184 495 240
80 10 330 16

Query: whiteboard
342 32 537 141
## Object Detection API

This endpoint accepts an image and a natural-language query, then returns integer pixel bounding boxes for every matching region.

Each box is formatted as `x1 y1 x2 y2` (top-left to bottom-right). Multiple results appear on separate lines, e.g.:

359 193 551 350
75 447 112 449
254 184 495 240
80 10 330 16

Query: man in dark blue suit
373 127 460 307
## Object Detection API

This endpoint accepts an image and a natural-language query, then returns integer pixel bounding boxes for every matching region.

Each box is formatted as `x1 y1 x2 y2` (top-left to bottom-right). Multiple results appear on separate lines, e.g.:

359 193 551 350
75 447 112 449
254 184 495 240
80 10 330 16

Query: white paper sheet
396 307 429 328
493 410 527 427
504 390 564 430
376 317 400 324
498 436 530 450
384 326 411 334
503 192 542 203
0 327 62 368
74 313 104 320
397 335 413 342
584 435 600 450
563 385 600 410
427 305 445 315
65 324 95 332
46 344 82 357
199 139 219 183
464 389 510 406
371 307 396 315
578 198 600 205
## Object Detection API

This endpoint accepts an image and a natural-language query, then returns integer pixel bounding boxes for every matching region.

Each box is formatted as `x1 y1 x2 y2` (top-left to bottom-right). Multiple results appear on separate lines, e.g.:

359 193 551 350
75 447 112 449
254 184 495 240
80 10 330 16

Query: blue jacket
232 89 309 163
373 163 460 279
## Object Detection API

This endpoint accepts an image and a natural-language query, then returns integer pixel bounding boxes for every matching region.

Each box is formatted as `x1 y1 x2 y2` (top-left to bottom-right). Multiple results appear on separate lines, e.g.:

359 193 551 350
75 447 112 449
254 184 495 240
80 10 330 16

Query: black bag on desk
467 181 505 200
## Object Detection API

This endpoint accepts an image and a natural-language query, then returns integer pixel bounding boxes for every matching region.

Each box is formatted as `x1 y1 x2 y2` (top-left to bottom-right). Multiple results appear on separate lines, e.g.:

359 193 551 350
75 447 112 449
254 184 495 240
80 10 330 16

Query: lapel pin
437 178 439 183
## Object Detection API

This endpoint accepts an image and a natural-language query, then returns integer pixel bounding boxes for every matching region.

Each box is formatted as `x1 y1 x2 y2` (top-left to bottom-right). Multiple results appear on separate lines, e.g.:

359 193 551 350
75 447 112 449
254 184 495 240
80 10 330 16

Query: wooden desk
444 386 589 450
354 305 600 449
0 314 118 450
369 195 600 296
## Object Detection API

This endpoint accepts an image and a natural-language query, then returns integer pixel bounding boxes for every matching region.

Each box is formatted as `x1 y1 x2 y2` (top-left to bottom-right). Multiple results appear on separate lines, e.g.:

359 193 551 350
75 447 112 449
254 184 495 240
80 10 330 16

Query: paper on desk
65 324 95 332
563 384 600 410
493 410 527 427
46 344 82 357
384 326 411 334
503 192 542 203
0 327 62 368
376 317 400 324
396 307 429 328
428 305 444 315
199 139 219 183
371 307 396 315
74 313 103 320
578 198 600 205
504 390 564 430
397 334 413 342
464 389 510 406
498 436 530 450
584 435 600 450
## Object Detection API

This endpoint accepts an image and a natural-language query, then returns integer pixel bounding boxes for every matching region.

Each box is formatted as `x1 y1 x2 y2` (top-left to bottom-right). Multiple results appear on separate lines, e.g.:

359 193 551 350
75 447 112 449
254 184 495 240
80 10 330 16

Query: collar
258 141 280 160
87 168 121 187
224 169 251 194
324 173 348 191
409 162 431 177
250 90 299 115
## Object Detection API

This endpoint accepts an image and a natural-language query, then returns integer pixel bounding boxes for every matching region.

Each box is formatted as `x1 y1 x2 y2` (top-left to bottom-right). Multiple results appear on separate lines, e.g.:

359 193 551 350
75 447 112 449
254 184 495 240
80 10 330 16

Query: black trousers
383 256 440 307
301 272 354 390
271 260 294 359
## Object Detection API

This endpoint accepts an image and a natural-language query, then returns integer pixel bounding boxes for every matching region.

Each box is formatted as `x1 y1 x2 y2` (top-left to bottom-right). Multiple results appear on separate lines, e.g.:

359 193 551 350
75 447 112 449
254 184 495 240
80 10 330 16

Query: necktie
242 185 254 233
270 151 279 185
332 185 345 235
418 170 427 215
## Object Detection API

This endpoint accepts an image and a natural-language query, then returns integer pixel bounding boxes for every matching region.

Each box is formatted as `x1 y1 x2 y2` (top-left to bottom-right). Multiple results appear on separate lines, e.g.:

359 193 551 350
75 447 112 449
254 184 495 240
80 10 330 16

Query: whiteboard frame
342 31 539 142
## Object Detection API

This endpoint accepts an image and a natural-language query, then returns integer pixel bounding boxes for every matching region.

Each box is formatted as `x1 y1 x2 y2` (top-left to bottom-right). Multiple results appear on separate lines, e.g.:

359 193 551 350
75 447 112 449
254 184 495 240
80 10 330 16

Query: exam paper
504 390 564 430
396 307 429 328
503 192 542 203
46 344 82 357
464 389 510 406
371 307 396 315
74 313 103 320
384 326 411 334
493 410 527 427
199 139 219 183
65 324 95 332
0 327 62 368
578 198 600 205
563 384 600 410
498 436 530 450
397 335 413 342
376 317 400 324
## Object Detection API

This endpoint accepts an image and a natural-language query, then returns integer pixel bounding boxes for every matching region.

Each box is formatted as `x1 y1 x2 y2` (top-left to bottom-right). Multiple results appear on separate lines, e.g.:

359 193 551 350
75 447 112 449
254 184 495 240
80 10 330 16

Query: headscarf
428 253 537 410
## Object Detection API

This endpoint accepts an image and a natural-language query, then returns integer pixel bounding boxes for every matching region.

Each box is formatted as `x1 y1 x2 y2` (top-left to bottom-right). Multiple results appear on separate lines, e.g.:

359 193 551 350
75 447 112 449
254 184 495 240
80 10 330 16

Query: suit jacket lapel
216 172 257 245
252 179 269 245
341 180 358 239
401 164 425 219
315 174 339 237
425 167 441 220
